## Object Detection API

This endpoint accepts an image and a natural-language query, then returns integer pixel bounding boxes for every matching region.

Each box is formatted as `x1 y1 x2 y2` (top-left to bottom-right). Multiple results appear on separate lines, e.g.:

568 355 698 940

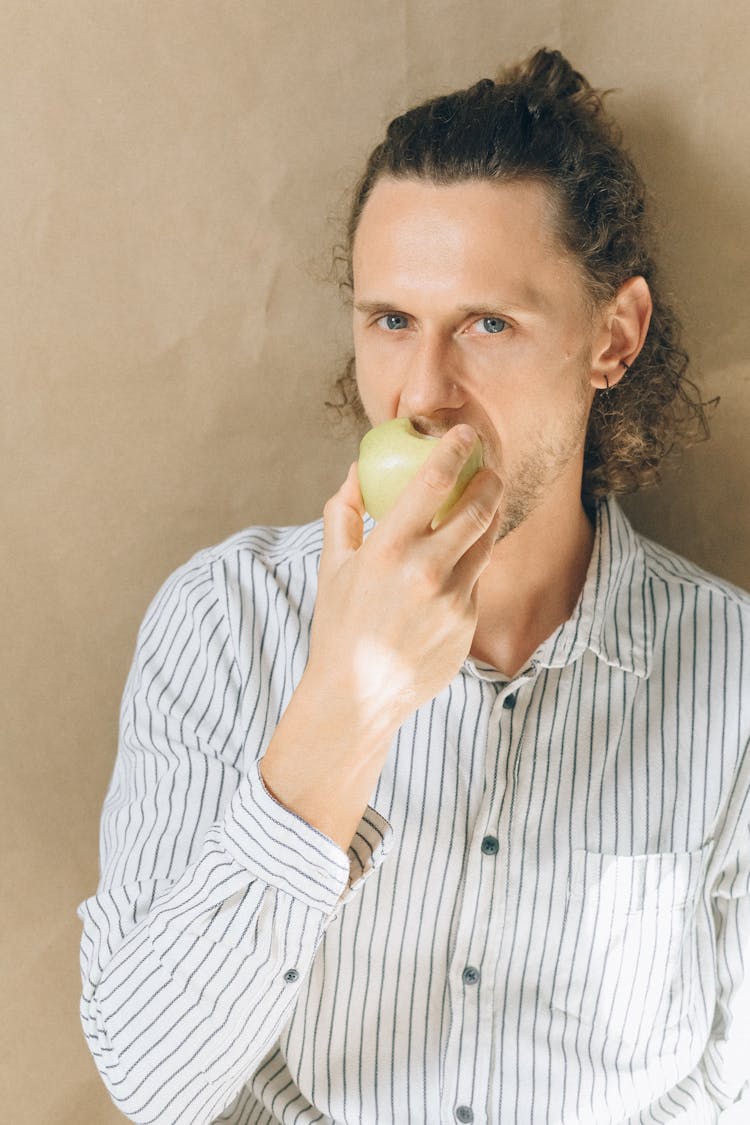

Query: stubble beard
492 373 593 544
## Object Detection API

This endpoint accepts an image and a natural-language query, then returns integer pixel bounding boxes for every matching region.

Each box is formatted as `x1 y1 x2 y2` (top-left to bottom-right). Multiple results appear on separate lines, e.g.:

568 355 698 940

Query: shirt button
502 692 517 710
481 835 499 855
456 1107 474 1123
283 969 299 984
462 965 480 985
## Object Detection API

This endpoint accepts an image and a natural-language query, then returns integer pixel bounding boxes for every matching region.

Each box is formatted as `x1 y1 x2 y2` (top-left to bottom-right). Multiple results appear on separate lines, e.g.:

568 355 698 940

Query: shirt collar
535 496 652 678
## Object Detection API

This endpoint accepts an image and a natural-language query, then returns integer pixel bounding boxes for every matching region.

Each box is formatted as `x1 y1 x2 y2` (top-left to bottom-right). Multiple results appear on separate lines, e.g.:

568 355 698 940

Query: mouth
409 417 473 442
409 418 439 437
407 418 493 469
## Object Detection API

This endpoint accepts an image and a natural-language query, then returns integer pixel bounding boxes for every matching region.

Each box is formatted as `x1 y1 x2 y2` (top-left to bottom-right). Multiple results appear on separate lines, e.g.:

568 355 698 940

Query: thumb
320 462 365 578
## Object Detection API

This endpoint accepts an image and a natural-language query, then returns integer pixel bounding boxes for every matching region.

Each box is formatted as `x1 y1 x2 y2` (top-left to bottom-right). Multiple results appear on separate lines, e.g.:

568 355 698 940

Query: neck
470 486 596 679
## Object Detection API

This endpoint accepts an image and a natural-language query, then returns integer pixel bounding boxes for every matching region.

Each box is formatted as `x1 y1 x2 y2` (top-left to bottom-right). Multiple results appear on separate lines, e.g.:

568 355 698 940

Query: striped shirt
78 496 750 1125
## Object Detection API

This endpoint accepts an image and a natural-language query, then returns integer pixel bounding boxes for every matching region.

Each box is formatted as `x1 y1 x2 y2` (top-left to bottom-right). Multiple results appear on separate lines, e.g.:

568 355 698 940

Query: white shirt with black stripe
77 497 750 1125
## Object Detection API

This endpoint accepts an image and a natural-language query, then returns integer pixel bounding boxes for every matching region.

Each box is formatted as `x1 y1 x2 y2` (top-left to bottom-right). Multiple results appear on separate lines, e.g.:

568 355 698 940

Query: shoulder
199 518 326 572
631 528 750 665
638 531 750 616
170 517 325 581
137 518 326 634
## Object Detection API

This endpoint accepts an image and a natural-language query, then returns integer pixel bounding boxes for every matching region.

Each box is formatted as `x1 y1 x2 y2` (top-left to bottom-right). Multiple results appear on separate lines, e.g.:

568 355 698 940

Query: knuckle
407 555 443 594
324 489 343 514
420 461 456 495
373 535 400 567
445 427 476 456
443 583 466 611
462 496 494 532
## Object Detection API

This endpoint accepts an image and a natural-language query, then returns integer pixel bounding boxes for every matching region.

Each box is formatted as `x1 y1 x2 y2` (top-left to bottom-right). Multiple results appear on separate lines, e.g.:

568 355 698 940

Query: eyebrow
353 296 543 316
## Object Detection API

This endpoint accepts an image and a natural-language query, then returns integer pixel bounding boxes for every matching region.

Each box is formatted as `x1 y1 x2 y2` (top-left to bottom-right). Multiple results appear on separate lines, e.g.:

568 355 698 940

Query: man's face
351 176 601 538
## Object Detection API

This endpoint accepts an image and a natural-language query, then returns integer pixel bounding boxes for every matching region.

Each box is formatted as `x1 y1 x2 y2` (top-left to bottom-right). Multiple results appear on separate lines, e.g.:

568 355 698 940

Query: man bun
505 47 594 108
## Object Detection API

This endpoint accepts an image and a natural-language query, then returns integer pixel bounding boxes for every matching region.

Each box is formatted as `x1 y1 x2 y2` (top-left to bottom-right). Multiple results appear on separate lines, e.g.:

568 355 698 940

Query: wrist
259 667 397 853
296 660 402 750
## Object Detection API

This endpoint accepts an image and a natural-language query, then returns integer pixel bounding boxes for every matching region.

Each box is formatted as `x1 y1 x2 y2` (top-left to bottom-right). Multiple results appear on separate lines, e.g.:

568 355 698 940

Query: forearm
259 665 399 852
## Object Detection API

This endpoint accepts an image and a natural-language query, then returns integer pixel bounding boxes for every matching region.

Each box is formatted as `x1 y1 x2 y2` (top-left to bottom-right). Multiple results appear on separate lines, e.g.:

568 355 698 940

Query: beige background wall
2 3 748 1122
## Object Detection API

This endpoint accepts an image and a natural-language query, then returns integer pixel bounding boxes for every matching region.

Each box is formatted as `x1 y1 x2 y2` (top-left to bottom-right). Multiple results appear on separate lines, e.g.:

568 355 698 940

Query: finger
385 425 482 536
432 463 502 557
451 504 502 591
320 462 364 579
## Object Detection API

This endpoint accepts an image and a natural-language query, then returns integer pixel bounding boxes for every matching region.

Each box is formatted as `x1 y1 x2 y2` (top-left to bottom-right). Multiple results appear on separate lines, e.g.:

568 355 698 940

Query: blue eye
380 313 408 331
478 317 507 334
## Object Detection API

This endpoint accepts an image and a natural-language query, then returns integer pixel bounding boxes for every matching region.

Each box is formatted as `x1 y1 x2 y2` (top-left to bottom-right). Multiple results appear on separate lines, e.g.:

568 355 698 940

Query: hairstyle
327 47 714 506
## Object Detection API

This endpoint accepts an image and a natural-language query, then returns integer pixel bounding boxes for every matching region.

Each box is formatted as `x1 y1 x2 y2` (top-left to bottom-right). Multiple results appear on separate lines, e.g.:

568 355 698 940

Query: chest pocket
551 845 710 1046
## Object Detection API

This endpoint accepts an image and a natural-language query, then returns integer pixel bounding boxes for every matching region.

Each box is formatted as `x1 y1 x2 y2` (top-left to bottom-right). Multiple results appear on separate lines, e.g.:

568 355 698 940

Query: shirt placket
440 669 536 1125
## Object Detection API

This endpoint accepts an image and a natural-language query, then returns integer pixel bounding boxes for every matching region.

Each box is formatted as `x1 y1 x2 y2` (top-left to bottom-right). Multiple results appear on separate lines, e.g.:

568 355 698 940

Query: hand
308 424 502 735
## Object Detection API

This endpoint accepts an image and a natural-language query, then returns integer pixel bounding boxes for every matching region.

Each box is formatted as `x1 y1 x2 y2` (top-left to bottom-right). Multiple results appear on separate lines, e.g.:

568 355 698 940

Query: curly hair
327 47 714 506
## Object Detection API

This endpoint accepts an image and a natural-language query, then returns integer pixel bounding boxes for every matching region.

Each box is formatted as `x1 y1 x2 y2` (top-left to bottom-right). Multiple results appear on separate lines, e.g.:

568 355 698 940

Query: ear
590 276 653 391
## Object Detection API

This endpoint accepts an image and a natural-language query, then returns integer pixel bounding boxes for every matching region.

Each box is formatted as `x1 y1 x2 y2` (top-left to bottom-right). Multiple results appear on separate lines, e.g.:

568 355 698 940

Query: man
78 48 749 1124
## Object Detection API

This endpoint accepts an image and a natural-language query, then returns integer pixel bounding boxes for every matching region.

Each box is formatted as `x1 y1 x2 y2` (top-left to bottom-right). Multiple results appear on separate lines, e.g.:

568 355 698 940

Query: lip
408 418 438 437
405 417 492 468
409 418 473 441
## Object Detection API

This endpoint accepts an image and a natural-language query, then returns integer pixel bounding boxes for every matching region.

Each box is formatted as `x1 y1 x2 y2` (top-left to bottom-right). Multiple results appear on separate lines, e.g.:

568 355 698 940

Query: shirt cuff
222 760 393 914
340 805 393 904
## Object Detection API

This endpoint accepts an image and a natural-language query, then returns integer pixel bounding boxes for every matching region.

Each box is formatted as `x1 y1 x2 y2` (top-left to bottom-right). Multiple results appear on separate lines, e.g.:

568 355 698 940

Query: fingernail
453 424 476 448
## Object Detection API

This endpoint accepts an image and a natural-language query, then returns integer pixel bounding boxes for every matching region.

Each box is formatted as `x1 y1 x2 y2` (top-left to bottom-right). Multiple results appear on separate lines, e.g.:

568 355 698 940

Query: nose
397 332 465 422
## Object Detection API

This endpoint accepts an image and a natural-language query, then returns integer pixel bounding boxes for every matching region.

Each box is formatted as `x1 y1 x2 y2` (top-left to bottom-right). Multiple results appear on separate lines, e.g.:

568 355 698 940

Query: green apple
357 418 483 526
